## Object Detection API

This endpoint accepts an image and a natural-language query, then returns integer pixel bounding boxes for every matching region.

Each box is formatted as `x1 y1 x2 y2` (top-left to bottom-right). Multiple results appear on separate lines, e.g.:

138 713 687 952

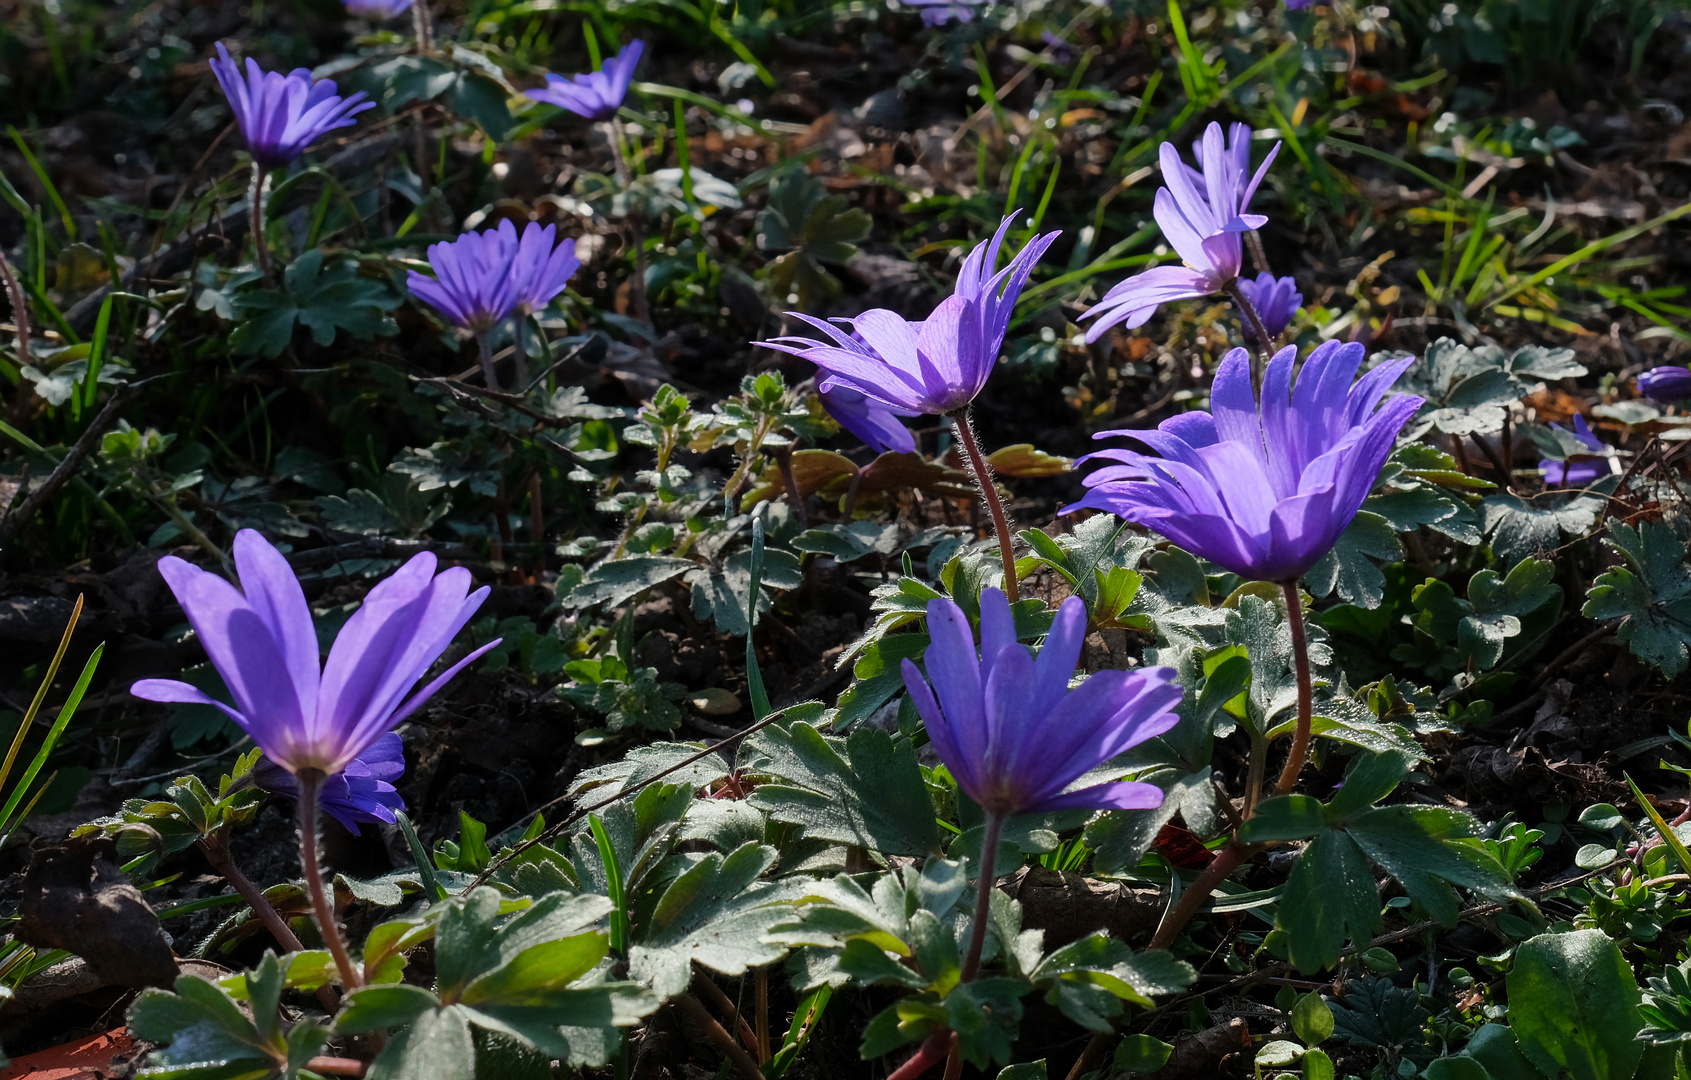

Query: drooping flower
1235 272 1303 341
510 223 582 317
759 214 1059 415
525 41 645 122
1538 414 1611 487
254 732 405 834
1066 341 1423 583
1083 123 1279 343
1639 365 1691 403
343 0 415 17
209 43 374 171
407 221 525 333
132 530 497 777
819 382 917 454
901 588 1181 816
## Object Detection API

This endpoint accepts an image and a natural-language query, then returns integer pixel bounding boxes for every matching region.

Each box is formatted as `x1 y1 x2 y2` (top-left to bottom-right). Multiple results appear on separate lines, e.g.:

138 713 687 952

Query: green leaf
1424 1057 1492 1080
368 1004 476 1080
1582 520 1691 677
566 556 696 612
460 932 610 1007
1292 991 1335 1045
1239 795 1327 843
230 249 400 357
1459 558 1560 669
1115 1034 1174 1074
686 547 803 637
1506 930 1644 1080
1306 511 1404 608
838 937 930 989
746 722 939 856
1278 830 1380 973
337 984 441 1033
1329 977 1427 1050
627 842 792 998
1482 492 1601 566
945 977 1027 1068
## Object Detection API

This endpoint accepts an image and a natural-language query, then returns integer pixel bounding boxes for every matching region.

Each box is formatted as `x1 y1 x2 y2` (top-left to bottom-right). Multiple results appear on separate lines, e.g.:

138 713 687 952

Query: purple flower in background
1236 272 1302 341
254 732 405 834
408 221 524 333
902 0 982 25
1539 414 1611 487
1083 123 1279 342
1639 365 1691 403
525 41 645 122
209 43 373 171
343 0 415 17
1066 342 1422 582
760 214 1059 415
132 530 497 777
819 382 917 455
511 223 582 316
1040 31 1075 63
901 588 1181 816
1285 0 1314 9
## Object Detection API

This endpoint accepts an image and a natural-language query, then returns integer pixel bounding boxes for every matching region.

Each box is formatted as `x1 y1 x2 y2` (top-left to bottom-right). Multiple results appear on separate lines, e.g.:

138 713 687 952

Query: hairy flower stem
297 769 362 992
248 167 271 281
961 812 1005 982
475 332 500 392
1244 230 1271 277
511 317 529 389
411 0 434 53
950 410 1019 603
1147 839 1251 951
887 1030 958 1080
200 835 341 1012
1223 278 1273 391
1274 579 1315 795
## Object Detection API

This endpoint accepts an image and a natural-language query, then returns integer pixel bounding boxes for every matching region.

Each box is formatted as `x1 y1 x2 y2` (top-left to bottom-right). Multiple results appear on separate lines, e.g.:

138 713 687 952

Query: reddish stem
887 1030 959 1080
1274 579 1315 795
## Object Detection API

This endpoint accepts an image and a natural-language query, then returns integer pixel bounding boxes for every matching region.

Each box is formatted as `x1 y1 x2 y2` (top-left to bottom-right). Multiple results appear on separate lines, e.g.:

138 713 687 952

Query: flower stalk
1223 277 1272 389
1274 579 1316 794
950 410 1019 603
961 811 1005 982
297 769 362 992
475 332 500 392
247 167 270 281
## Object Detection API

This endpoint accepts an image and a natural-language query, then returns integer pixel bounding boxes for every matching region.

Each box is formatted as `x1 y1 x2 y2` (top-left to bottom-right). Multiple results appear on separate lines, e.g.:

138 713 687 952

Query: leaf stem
677 991 767 1080
886 1030 958 1080
949 410 1019 603
297 769 362 992
1147 839 1251 951
1274 579 1315 795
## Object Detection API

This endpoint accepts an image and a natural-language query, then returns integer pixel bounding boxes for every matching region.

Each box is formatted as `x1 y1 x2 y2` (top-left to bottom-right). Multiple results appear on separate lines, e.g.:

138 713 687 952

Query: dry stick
950 410 1019 602
0 380 151 548
305 1057 365 1077
467 708 791 890
677 992 766 1080
0 249 30 360
297 770 363 993
1273 579 1315 795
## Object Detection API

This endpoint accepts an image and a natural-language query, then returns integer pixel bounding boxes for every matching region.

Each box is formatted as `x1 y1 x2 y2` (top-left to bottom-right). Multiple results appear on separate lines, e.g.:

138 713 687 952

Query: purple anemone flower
254 732 405 835
901 588 1181 817
1539 415 1611 487
819 382 917 455
759 214 1059 416
525 41 645 122
1236 272 1302 341
1066 341 1423 583
407 221 525 333
209 43 373 171
343 0 415 17
1285 0 1314 8
511 223 582 316
132 530 498 777
1639 365 1691 403
902 0 983 25
1083 123 1279 343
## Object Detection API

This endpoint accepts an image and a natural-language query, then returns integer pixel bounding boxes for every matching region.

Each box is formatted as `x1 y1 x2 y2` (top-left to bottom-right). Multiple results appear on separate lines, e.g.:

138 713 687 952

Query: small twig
0 249 30 362
468 707 793 890
1527 622 1620 691
0 379 154 548
677 992 766 1080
